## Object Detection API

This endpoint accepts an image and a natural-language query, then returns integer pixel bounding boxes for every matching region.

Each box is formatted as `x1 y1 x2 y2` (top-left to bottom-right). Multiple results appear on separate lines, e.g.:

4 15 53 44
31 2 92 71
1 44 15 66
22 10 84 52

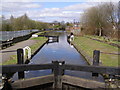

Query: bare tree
81 2 119 37
118 1 120 29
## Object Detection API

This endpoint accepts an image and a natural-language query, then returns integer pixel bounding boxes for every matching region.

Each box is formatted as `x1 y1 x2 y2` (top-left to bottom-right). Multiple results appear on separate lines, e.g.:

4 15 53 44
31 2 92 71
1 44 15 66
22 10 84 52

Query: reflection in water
47 36 59 43
12 31 104 82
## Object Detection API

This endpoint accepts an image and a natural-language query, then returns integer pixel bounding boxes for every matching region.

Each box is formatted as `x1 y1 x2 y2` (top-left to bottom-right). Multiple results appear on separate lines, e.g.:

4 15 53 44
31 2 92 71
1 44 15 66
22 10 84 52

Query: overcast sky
1 0 119 22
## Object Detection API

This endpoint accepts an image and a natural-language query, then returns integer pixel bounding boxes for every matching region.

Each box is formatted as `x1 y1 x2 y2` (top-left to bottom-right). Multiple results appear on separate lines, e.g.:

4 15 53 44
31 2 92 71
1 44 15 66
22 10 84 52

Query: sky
1 0 119 23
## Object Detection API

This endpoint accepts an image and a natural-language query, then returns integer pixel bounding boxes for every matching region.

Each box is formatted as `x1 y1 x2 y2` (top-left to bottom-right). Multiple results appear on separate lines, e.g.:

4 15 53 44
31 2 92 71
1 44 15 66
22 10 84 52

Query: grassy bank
30 37 47 54
3 36 47 65
86 35 120 45
72 36 119 67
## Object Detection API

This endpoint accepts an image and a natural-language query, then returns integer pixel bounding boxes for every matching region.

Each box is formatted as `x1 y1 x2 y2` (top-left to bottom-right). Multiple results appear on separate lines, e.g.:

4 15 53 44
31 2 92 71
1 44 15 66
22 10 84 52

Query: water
12 31 104 82
0 29 38 41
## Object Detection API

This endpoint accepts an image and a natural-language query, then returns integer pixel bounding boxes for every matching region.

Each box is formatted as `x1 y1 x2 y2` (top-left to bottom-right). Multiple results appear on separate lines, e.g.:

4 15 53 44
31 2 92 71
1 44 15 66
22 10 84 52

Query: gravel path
0 39 37 63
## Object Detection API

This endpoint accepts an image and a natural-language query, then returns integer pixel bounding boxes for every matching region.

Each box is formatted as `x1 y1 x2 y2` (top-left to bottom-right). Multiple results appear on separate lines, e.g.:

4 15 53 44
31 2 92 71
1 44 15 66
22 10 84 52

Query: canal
12 31 104 82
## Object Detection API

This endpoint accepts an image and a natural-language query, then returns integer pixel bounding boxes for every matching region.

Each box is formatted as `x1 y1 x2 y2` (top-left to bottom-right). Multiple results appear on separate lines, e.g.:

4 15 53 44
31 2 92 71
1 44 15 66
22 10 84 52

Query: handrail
1 63 119 75
1 61 120 89
63 64 119 75
1 63 53 74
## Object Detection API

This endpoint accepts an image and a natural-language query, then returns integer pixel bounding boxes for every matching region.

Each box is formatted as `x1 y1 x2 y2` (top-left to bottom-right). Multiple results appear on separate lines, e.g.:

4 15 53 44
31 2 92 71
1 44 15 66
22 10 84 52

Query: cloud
86 0 119 2
63 3 95 11
28 7 81 18
41 8 60 13
1 0 89 3
31 10 81 22
63 11 83 14
2 1 119 22
3 0 119 3
1 2 90 22
2 2 41 12
2 0 39 2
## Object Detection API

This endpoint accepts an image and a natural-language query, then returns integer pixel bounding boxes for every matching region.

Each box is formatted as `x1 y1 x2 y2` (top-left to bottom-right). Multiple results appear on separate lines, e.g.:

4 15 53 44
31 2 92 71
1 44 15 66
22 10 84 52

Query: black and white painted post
17 48 24 79
92 50 100 77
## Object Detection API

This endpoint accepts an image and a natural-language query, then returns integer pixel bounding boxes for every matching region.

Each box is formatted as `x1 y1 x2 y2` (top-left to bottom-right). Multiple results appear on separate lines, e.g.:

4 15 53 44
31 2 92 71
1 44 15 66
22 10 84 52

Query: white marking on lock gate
23 46 31 59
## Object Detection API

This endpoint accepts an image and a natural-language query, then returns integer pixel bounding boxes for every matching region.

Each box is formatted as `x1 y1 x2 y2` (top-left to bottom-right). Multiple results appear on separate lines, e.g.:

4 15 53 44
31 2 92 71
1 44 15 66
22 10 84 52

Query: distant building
66 22 81 35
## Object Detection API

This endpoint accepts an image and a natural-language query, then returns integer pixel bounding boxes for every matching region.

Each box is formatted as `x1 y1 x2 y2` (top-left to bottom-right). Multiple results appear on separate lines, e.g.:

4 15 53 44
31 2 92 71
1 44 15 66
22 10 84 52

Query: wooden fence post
17 48 24 79
52 61 65 89
92 50 100 77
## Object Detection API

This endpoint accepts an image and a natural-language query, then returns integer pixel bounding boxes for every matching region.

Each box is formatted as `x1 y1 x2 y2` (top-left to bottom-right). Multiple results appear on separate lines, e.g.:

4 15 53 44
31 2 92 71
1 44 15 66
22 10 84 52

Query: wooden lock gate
1 50 120 90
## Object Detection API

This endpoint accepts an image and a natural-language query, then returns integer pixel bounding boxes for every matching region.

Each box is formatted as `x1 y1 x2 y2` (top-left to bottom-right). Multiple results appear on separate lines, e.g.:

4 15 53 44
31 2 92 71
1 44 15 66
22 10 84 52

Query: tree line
0 14 50 31
81 2 120 38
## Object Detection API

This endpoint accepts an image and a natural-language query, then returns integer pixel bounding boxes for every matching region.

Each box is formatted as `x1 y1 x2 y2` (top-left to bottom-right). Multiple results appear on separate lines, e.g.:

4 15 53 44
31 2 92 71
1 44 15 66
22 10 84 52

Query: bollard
52 61 65 89
17 48 24 79
23 46 31 60
23 46 31 64
92 50 100 77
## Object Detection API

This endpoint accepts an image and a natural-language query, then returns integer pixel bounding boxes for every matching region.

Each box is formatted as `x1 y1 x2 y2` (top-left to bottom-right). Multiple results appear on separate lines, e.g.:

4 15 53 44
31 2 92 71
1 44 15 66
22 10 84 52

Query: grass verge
30 37 47 54
72 36 119 67
86 35 120 45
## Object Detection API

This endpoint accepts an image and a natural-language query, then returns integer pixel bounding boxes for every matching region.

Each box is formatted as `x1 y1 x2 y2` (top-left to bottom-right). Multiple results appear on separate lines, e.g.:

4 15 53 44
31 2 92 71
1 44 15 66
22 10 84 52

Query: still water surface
12 31 104 82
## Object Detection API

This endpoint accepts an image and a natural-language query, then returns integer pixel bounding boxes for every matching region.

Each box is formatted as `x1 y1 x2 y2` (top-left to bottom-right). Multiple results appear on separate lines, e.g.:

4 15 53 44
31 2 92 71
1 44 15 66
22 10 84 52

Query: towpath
0 39 37 63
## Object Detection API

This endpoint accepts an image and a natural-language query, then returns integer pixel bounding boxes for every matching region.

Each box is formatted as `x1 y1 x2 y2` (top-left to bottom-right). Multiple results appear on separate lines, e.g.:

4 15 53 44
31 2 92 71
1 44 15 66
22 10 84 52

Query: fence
2 61 119 89
0 31 39 49
0 49 120 88
1 50 120 89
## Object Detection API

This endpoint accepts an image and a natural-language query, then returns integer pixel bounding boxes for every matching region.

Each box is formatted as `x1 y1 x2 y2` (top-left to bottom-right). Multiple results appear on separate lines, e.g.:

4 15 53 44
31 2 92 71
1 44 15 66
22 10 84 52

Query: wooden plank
17 48 24 79
93 50 100 65
52 61 65 89
62 75 105 89
1 64 119 75
12 74 54 89
2 64 54 74
63 64 120 75
92 50 100 77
